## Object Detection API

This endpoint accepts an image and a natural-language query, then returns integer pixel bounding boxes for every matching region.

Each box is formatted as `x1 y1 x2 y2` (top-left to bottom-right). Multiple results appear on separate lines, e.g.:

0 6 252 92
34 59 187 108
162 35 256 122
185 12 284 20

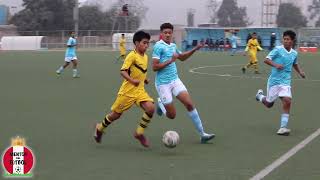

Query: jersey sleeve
67 39 72 46
256 40 263 51
121 53 135 71
152 44 162 59
175 45 182 55
266 48 278 61
245 40 251 51
293 53 298 64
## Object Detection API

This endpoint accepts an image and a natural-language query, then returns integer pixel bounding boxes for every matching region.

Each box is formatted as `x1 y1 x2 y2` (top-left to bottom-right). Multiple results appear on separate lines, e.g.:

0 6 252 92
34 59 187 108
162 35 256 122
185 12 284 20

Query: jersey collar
281 45 293 53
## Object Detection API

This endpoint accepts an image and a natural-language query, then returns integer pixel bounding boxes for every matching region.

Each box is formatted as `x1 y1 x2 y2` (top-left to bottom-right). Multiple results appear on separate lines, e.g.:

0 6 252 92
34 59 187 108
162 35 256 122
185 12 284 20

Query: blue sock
187 109 205 136
280 114 289 128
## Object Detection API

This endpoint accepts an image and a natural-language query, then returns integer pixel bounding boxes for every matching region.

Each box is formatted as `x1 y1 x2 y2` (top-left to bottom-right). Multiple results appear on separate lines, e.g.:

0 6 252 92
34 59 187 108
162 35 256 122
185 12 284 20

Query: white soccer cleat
256 89 264 101
156 97 163 116
200 133 215 144
277 128 291 136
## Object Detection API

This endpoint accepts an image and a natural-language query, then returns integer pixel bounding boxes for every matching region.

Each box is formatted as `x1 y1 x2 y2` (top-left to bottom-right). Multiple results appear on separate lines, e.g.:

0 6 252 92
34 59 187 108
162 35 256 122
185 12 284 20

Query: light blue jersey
266 46 298 87
152 40 182 85
65 37 77 57
230 35 237 49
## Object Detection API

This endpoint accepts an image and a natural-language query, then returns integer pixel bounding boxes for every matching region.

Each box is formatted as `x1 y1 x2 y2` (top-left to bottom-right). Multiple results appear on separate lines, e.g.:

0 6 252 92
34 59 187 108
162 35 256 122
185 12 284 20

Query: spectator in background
215 39 220 51
122 4 129 16
219 38 225 51
230 32 238 56
270 32 276 50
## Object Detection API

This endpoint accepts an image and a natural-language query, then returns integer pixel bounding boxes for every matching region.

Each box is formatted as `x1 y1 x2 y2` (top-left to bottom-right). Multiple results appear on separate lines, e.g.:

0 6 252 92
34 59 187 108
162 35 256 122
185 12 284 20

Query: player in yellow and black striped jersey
94 31 154 148
116 34 127 62
242 32 263 74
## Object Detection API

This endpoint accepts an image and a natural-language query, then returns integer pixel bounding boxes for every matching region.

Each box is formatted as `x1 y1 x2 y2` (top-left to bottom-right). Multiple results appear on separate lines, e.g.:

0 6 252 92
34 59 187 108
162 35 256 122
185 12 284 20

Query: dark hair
252 32 257 35
121 34 125 36
160 23 174 31
283 30 296 40
133 31 150 44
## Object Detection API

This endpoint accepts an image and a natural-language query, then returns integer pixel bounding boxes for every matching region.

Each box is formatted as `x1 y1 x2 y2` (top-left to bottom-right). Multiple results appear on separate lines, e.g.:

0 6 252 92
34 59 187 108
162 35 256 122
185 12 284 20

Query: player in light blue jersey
56 31 80 78
152 23 215 143
230 32 238 56
255 30 305 136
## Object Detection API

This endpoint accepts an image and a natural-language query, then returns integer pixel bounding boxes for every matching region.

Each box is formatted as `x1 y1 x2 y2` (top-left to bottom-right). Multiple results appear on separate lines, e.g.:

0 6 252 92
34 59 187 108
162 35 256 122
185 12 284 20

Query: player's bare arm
120 70 140 86
264 58 283 70
293 64 306 78
178 43 204 61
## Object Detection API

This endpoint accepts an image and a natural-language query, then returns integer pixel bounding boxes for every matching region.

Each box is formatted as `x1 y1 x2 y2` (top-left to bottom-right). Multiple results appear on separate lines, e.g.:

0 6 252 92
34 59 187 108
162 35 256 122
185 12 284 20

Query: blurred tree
207 0 221 23
308 0 320 27
217 0 250 27
276 3 307 28
11 0 76 31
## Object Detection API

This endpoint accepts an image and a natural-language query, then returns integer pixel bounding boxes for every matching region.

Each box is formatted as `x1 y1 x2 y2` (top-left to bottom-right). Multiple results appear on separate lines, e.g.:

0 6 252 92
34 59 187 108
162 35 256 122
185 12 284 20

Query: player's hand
171 53 179 63
130 79 140 87
195 43 204 50
144 79 150 84
275 64 284 70
300 72 306 79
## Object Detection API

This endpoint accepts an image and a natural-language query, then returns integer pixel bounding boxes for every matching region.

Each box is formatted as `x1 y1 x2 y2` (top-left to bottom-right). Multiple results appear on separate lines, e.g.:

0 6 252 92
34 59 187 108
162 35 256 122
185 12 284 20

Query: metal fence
1 28 319 51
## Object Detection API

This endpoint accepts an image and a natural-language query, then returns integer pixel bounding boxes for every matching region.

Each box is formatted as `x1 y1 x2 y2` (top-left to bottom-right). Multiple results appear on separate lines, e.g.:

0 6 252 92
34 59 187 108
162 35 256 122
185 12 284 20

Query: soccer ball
162 131 180 148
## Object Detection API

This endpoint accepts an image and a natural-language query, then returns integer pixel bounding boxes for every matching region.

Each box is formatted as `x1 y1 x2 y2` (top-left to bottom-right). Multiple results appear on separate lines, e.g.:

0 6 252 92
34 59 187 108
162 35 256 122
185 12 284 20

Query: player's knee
166 111 176 119
266 103 274 108
167 114 176 119
145 106 155 117
185 103 194 111
283 98 291 107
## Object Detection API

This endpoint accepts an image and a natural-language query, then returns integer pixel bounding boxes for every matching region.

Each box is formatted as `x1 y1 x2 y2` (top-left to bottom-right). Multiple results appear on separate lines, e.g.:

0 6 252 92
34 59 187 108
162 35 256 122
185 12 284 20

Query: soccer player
152 23 215 143
117 34 126 62
94 31 154 147
56 31 79 78
230 32 238 56
242 32 263 74
255 30 305 135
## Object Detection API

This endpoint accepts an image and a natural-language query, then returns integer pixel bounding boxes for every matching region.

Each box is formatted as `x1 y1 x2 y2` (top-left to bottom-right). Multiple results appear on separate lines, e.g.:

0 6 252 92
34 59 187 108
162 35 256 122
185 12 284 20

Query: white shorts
266 85 292 103
65 56 78 62
156 79 188 105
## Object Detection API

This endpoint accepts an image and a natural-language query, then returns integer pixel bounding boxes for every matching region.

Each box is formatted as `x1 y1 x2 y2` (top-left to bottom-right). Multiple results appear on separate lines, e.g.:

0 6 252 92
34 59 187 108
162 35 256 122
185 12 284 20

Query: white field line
250 128 320 180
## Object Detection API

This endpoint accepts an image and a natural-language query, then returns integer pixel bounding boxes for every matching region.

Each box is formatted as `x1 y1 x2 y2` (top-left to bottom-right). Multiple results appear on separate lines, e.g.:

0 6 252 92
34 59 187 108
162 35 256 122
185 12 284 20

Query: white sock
158 99 167 114
187 109 205 136
73 69 78 76
57 66 64 73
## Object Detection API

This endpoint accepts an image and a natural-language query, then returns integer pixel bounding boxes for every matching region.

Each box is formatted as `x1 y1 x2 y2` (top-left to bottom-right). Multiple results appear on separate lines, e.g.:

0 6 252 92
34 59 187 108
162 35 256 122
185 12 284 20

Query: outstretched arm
293 64 306 78
178 43 203 61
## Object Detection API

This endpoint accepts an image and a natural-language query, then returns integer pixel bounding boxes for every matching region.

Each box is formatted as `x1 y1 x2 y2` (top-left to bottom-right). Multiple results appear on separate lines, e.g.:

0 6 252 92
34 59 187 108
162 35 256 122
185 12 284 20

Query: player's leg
231 48 236 56
256 86 276 108
134 98 155 147
173 80 215 143
155 83 176 119
71 58 79 78
94 111 122 143
56 59 70 75
242 52 253 73
252 54 260 74
277 86 292 135
94 95 135 143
